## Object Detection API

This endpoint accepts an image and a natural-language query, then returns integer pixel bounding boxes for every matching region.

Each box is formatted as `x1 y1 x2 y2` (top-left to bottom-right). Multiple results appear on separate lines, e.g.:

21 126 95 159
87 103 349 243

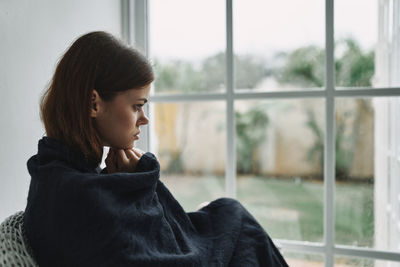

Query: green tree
305 109 356 179
276 38 375 88
276 45 325 87
154 59 205 93
153 52 268 93
336 39 375 87
236 105 269 174
235 54 269 89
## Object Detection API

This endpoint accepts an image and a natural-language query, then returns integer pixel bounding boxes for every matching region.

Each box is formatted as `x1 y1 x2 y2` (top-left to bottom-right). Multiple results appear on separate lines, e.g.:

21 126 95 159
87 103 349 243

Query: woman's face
91 85 150 149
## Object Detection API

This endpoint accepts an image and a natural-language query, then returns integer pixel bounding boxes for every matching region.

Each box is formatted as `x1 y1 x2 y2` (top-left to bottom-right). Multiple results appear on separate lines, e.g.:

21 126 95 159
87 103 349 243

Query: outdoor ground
161 174 374 265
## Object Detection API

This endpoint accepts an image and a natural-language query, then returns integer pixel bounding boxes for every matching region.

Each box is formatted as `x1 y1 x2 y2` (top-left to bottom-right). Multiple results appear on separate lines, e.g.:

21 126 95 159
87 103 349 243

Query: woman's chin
124 142 135 149
107 143 134 150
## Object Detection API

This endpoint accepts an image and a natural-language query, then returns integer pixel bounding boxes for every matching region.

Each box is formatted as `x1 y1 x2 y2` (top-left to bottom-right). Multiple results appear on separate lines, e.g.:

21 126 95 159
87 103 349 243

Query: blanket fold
24 137 288 267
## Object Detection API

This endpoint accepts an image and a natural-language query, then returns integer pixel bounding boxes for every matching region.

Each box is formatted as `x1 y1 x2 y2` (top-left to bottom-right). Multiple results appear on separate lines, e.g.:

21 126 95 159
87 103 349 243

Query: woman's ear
90 90 103 118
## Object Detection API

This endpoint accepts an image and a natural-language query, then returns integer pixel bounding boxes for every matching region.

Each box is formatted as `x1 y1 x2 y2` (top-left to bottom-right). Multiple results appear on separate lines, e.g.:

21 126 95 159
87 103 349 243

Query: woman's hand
105 147 145 173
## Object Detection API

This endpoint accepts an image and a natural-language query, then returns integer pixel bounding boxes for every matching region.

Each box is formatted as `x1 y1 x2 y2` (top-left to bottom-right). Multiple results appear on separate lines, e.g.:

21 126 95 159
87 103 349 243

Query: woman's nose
137 113 149 126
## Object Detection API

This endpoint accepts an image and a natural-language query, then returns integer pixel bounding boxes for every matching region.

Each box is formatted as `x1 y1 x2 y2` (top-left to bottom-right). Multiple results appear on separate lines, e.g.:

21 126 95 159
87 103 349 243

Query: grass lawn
161 174 374 247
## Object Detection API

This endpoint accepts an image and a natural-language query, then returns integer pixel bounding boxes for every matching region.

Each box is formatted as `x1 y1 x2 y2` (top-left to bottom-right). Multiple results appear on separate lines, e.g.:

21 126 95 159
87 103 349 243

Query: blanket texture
24 137 288 267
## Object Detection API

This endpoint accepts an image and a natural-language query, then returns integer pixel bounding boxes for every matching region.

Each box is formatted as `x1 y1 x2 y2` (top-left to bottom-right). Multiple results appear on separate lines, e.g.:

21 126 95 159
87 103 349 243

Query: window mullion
132 0 151 152
226 0 236 198
121 0 132 44
325 0 335 266
132 0 148 55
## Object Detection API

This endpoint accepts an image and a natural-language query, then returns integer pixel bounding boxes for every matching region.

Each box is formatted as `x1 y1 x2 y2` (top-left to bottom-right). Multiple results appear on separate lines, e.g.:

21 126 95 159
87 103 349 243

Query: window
126 0 400 266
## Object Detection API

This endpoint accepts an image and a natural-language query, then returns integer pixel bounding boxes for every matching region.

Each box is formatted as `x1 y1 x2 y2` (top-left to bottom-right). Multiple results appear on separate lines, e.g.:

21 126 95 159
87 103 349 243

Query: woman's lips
134 131 140 140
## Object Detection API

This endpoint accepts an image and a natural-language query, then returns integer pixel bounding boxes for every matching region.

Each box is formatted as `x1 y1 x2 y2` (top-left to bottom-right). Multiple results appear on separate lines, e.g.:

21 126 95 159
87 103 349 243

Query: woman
24 31 288 267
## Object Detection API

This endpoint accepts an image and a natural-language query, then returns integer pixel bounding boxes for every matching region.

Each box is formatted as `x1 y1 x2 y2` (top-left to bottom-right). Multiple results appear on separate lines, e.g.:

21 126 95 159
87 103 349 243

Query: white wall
0 0 122 222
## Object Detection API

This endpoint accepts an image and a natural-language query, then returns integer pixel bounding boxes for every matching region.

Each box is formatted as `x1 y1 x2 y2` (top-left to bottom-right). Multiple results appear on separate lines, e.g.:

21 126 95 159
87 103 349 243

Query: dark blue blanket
24 137 288 267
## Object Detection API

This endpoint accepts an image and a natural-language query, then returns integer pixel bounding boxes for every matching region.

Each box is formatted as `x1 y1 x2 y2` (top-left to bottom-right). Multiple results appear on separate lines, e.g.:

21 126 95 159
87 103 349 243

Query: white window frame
123 0 400 266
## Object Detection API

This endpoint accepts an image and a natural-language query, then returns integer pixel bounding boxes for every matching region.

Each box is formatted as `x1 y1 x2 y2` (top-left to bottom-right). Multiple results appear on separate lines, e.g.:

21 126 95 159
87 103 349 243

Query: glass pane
234 0 325 91
335 0 400 88
152 102 226 211
282 251 324 267
236 99 325 242
335 256 400 267
335 97 400 252
149 0 226 95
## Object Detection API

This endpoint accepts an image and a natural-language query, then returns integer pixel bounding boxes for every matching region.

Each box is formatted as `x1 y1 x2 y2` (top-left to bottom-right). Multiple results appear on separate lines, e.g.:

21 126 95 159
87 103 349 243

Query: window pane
282 251 324 267
335 97 400 252
149 0 226 95
152 102 226 211
234 0 325 91
335 256 400 267
335 0 400 88
235 99 325 242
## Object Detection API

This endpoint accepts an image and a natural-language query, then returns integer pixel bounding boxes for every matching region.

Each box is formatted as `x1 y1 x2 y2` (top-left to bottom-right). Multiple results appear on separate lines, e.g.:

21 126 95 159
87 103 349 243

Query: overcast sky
149 0 377 61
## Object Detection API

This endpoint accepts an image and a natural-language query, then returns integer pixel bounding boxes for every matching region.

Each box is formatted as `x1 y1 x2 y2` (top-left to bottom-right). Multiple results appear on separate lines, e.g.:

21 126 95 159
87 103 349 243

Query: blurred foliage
275 46 325 88
154 52 267 93
306 109 356 179
234 54 270 89
236 105 269 174
305 109 324 170
154 39 374 92
154 60 206 93
336 39 375 87
334 111 356 179
163 151 184 174
276 38 375 88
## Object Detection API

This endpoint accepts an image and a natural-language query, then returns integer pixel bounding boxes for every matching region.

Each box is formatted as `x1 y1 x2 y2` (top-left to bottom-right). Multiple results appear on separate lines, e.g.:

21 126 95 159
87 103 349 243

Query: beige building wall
155 102 226 175
154 98 373 179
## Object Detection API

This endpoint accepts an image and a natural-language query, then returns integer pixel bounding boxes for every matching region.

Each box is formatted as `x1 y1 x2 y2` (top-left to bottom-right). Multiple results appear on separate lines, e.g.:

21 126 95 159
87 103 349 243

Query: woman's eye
133 104 144 111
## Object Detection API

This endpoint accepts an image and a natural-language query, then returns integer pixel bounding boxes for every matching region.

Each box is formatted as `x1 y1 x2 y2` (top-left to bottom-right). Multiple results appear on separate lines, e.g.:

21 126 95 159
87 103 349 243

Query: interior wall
0 0 122 221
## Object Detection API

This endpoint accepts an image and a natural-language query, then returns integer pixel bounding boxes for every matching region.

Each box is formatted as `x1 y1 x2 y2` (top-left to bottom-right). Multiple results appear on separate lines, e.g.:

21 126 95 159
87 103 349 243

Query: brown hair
41 31 154 164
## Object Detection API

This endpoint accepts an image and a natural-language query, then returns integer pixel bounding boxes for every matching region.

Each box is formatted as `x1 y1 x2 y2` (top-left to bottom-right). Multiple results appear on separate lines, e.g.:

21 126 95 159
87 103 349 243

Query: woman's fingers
125 149 142 172
132 148 144 158
105 147 146 173
125 149 140 161
112 149 138 173
115 149 129 167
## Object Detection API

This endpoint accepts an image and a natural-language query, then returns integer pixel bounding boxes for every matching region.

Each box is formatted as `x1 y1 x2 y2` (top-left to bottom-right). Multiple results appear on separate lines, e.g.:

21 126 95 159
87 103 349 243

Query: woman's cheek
118 110 132 128
130 113 138 128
